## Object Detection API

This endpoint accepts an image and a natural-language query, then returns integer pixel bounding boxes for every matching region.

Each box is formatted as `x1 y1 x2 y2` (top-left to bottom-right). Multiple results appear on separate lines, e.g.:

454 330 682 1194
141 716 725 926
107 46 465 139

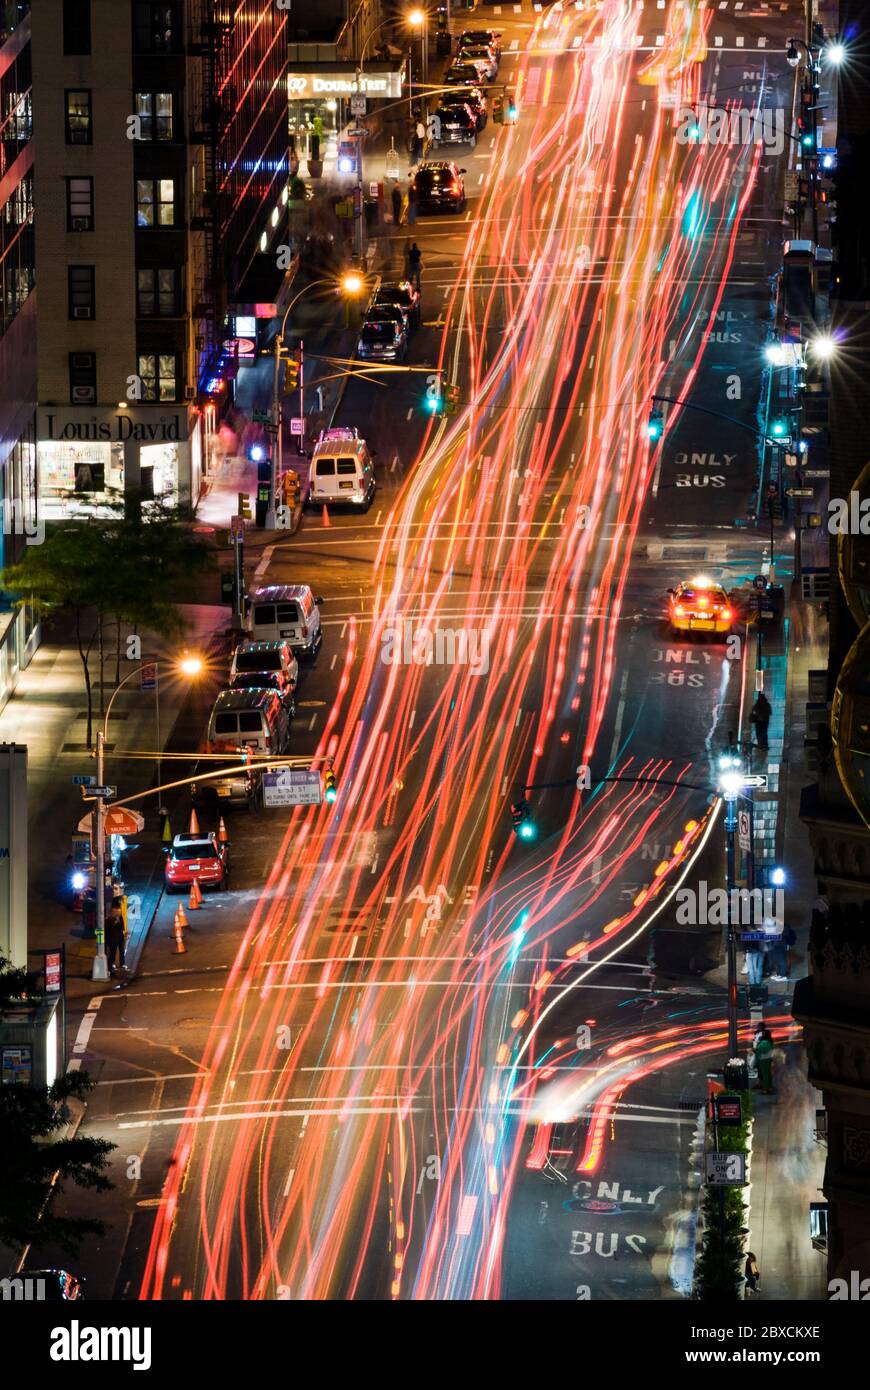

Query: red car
164 833 229 893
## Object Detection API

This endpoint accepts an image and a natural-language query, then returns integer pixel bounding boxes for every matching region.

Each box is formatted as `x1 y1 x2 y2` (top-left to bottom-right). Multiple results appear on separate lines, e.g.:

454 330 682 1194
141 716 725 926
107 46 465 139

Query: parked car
445 60 490 88
450 86 488 130
412 162 467 213
164 833 229 893
357 317 407 362
190 757 262 813
458 43 498 80
206 687 292 756
432 102 478 149
459 28 502 58
374 279 421 329
247 583 323 655
229 639 298 709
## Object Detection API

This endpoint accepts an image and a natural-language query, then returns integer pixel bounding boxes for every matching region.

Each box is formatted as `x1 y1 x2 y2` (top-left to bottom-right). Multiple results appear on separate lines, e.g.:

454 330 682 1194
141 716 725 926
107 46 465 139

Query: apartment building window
68 266 96 319
65 90 92 145
132 3 180 54
137 268 177 317
66 177 94 231
138 353 177 402
136 178 175 227
62 0 91 55
69 351 97 405
135 93 174 142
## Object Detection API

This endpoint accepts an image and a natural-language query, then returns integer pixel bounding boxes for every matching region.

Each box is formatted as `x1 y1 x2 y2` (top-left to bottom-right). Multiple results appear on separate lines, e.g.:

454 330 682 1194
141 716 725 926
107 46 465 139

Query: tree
0 958 114 1257
0 498 213 744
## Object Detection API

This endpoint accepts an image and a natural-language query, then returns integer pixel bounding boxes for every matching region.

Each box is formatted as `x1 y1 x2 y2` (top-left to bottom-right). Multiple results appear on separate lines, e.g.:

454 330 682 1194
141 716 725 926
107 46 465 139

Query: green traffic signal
647 408 663 441
511 797 535 840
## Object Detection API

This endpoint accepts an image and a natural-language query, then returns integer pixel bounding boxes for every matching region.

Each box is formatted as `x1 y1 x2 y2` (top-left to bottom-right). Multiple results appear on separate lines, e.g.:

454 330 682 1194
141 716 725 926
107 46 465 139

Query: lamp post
90 653 203 981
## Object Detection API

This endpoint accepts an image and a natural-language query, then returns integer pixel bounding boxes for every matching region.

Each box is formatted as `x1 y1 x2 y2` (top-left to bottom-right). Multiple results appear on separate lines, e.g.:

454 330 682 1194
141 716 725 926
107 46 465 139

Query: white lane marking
254 545 274 581
72 997 103 1057
409 708 416 729
283 1168 295 1196
390 453 399 472
308 714 317 731
330 654 337 670
406 407 413 420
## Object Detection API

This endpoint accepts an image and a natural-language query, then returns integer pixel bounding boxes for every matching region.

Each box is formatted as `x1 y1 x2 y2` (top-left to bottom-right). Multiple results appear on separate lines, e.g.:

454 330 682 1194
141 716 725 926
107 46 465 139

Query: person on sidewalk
406 182 417 226
105 897 127 975
391 183 403 225
407 242 422 290
768 922 795 981
751 692 772 749
754 1028 775 1094
744 1252 761 1295
746 944 766 986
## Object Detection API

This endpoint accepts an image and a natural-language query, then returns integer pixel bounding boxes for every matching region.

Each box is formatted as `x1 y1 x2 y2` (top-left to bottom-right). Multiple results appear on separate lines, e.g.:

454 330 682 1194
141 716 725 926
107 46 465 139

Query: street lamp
824 42 846 65
717 753 767 1074
268 273 364 526
90 653 204 981
808 333 837 361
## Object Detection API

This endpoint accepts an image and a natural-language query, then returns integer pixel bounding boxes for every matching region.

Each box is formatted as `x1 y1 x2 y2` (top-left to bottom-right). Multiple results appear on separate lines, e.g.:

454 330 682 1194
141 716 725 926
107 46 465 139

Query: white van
309 427 374 509
206 688 291 757
230 640 299 690
247 584 322 657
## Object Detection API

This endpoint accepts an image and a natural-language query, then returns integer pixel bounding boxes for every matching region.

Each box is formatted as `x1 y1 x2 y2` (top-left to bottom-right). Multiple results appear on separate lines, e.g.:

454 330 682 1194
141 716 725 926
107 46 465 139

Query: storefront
36 404 196 518
287 64 405 171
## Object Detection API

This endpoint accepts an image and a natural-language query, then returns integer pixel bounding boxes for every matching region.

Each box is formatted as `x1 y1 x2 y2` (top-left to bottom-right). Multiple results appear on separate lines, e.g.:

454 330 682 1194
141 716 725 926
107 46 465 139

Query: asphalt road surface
39 0 805 1302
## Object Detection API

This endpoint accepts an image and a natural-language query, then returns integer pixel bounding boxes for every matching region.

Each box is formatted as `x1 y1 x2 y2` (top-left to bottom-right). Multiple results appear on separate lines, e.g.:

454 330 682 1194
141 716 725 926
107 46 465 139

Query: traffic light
284 352 300 392
323 765 337 804
425 372 443 415
493 96 504 124
506 92 517 122
511 797 535 840
770 417 789 438
647 406 664 441
444 383 460 416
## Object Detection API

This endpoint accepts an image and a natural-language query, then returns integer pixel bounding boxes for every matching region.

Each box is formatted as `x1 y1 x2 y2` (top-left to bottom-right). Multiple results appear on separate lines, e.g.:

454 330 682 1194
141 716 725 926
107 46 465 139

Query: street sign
44 949 64 995
350 94 366 116
230 514 245 540
706 1152 746 1185
252 409 271 424
262 768 322 807
84 786 117 799
737 810 751 852
741 774 767 788
140 661 157 690
786 487 814 497
804 468 829 478
289 418 304 436
72 775 96 787
784 170 800 201
714 1094 743 1125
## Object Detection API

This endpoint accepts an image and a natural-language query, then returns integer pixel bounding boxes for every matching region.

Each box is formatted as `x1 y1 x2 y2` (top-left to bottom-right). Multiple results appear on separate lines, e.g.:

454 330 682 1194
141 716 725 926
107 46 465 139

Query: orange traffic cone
188 879 202 911
218 816 229 845
322 504 330 527
175 901 188 929
188 807 200 835
172 908 187 953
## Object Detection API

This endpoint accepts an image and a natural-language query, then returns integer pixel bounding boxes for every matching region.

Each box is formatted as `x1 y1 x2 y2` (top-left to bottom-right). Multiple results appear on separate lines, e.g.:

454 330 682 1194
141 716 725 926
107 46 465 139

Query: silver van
206 688 291 757
229 640 299 710
309 427 374 509
247 584 322 657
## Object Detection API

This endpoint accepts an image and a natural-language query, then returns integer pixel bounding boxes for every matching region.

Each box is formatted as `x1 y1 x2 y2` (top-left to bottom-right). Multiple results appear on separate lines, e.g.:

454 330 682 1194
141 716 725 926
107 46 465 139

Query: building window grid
132 2 180 55
136 178 175 227
137 267 176 317
66 177 94 231
68 264 95 319
62 0 91 55
138 352 177 402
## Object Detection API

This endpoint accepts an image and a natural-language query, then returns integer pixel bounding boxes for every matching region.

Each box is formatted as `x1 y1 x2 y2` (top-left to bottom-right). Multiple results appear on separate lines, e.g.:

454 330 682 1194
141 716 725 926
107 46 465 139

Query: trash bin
364 197 380 231
436 30 452 57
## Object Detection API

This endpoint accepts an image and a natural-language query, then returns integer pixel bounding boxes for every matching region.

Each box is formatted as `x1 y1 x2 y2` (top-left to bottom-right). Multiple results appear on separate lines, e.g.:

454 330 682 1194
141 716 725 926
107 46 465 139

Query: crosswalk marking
714 34 723 45
736 34 744 45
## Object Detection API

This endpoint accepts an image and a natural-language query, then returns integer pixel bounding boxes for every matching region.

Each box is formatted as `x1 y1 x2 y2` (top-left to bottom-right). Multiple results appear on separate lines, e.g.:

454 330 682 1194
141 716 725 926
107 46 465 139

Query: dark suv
374 280 421 329
433 103 477 149
412 162 467 213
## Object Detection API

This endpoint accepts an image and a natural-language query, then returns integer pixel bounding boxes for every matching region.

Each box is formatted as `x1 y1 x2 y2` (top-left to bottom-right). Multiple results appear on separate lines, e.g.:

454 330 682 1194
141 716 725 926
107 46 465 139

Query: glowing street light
764 342 788 367
824 42 846 65
407 7 426 28
808 333 836 362
341 271 365 296
178 652 204 679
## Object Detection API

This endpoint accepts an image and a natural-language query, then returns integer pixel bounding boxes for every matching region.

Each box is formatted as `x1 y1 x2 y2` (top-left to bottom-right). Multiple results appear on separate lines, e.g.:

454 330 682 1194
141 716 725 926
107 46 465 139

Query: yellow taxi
666 578 734 637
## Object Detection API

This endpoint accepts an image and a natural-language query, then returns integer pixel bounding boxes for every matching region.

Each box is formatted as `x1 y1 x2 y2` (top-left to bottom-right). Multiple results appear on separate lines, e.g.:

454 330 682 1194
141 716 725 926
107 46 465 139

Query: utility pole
91 730 109 982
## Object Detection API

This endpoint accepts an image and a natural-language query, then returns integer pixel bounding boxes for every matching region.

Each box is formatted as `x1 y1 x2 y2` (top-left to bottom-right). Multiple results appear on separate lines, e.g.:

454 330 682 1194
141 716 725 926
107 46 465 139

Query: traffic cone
188 879 202 911
161 813 172 844
218 817 229 845
172 908 187 953
188 807 200 835
175 901 188 929
322 504 330 527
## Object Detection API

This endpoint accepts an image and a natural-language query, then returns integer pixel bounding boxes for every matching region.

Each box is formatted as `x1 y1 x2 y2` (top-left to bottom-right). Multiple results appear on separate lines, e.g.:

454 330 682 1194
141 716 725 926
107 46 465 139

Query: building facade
29 0 289 518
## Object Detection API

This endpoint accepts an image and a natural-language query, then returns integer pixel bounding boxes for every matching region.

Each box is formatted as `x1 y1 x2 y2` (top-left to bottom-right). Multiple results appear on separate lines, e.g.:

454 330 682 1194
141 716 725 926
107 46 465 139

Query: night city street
1 0 870 1372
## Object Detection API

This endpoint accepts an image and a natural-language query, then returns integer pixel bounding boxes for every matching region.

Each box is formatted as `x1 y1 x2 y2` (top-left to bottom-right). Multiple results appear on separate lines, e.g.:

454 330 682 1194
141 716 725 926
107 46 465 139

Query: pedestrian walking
105 897 127 975
744 1252 761 1295
751 691 772 748
407 241 422 291
416 117 426 160
754 1027 775 1093
406 182 417 226
391 183 403 225
768 921 795 981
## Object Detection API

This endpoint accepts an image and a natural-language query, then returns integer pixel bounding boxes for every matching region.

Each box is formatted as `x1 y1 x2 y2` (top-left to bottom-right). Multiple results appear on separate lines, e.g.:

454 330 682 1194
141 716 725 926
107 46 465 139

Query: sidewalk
4 605 229 1010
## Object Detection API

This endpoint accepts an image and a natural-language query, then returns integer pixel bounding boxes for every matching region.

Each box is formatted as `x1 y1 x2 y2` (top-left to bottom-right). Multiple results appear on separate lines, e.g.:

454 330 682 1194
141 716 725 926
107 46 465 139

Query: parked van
205 688 291 757
247 584 322 657
230 640 299 695
309 427 374 509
